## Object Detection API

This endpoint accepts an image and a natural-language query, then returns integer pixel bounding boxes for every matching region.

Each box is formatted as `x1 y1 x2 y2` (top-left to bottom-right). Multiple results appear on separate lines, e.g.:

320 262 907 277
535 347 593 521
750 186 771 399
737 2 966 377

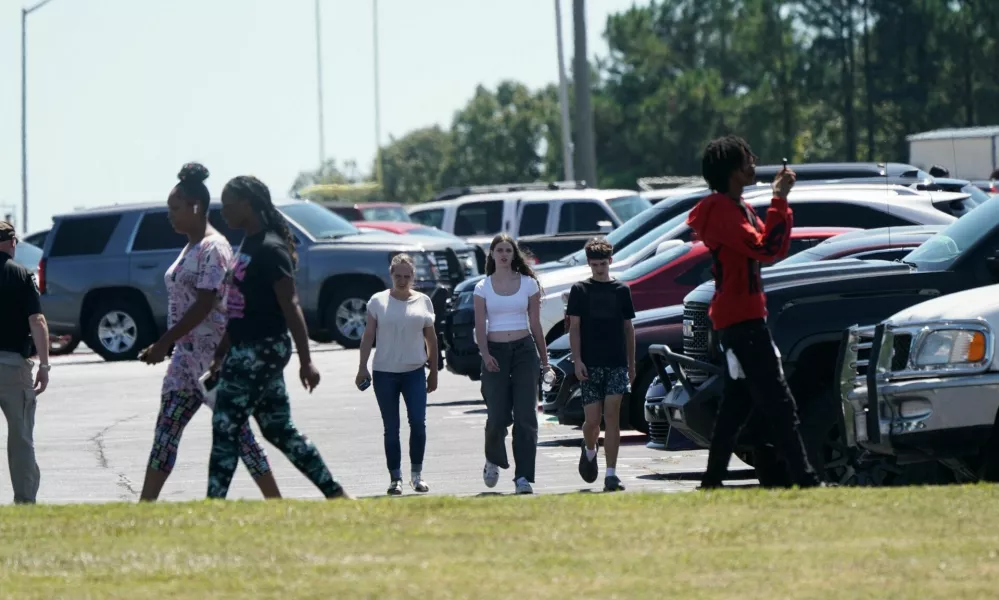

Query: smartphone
782 157 788 170
199 371 220 409
357 377 371 392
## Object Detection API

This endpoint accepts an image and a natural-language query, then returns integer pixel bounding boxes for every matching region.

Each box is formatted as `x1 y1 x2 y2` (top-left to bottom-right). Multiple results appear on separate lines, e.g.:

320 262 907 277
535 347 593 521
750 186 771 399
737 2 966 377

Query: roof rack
636 176 705 191
430 180 588 202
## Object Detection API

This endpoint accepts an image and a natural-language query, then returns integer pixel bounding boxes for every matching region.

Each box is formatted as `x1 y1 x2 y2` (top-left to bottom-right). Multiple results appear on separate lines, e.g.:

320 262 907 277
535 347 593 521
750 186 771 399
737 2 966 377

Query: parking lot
0 344 753 505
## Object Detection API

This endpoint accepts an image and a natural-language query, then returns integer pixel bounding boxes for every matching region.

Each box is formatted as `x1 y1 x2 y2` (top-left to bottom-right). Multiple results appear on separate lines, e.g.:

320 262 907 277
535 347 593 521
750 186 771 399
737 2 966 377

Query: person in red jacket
686 135 821 489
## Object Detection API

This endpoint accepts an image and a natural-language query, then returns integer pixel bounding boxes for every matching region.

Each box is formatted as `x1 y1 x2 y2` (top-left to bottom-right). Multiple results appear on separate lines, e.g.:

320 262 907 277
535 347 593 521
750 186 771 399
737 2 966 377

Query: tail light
37 258 46 294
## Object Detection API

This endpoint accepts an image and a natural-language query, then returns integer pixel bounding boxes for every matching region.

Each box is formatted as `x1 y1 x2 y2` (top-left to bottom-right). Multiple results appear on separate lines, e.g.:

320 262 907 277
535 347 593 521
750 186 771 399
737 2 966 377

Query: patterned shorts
580 366 630 406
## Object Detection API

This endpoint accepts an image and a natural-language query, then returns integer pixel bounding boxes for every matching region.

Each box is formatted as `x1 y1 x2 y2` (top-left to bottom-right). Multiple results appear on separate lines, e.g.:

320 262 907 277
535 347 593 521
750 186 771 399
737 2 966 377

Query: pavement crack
90 415 142 500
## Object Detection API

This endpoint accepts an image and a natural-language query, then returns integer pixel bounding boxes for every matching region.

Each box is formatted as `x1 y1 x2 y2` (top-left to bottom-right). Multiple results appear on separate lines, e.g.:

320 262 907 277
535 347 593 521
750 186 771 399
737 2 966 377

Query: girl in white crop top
472 234 552 495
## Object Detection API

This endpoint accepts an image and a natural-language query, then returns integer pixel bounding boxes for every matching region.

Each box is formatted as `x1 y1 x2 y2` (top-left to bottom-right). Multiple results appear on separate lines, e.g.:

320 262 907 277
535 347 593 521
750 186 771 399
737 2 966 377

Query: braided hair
701 135 754 193
223 175 298 268
175 162 211 213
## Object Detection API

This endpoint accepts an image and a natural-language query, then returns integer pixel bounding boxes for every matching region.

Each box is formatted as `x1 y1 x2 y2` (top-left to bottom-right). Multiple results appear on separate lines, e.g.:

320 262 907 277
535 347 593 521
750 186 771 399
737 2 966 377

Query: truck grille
845 328 911 384
682 301 713 383
891 334 912 371
649 422 671 445
431 250 463 285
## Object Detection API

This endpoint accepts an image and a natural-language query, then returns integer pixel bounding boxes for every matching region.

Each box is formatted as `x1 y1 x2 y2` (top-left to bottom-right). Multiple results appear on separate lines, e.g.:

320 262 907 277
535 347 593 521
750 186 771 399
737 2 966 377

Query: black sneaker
387 480 403 496
604 475 625 492
578 443 598 483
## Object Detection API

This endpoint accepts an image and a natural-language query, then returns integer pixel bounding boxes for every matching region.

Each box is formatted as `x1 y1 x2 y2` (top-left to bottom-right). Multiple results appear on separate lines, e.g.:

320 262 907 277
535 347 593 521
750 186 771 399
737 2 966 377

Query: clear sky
0 0 639 235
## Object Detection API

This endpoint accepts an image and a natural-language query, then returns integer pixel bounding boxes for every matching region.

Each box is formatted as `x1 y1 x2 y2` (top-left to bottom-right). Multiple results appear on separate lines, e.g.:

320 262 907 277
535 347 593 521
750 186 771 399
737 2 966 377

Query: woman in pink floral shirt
137 163 280 501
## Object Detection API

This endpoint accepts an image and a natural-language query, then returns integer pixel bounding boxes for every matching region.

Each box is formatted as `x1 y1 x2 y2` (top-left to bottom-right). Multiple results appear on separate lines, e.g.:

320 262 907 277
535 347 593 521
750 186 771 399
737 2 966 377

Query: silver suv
39 198 478 361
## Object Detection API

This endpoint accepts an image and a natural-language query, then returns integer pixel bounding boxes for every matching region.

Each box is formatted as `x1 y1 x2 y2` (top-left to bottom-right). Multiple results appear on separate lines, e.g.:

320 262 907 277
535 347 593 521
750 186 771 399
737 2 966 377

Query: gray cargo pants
481 336 540 482
0 351 39 504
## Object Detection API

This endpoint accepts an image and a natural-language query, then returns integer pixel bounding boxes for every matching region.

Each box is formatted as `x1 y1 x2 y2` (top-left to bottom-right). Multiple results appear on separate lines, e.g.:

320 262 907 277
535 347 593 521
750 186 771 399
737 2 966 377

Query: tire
324 284 382 349
627 365 655 434
49 334 80 356
85 298 156 362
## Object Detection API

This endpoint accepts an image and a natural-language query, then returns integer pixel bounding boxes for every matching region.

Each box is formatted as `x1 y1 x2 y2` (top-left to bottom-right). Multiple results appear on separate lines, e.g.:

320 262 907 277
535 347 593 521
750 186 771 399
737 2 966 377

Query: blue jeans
373 368 427 480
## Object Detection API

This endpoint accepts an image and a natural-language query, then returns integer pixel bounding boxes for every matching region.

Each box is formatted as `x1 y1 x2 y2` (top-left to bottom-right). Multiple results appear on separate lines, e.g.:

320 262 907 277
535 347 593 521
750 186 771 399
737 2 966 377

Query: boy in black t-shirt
566 237 636 492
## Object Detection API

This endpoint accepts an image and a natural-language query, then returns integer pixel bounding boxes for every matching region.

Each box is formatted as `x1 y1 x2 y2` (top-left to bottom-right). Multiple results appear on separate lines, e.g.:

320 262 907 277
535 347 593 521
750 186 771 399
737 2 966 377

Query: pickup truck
39 199 477 360
516 232 595 265
655 192 999 486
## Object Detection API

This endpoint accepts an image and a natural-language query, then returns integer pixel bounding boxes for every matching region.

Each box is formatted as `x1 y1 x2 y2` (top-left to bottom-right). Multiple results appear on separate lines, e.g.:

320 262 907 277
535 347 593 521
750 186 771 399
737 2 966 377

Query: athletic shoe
387 480 403 496
514 477 534 495
578 443 599 484
604 475 625 492
411 478 430 493
483 461 500 488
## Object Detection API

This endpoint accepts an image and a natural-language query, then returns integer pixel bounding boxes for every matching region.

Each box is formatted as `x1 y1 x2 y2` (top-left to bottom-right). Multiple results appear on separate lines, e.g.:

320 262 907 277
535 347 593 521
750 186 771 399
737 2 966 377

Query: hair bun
178 162 209 184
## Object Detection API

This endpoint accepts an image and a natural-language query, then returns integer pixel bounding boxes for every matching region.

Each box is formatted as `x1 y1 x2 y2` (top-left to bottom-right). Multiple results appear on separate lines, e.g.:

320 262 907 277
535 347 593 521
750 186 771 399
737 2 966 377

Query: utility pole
314 0 326 167
373 0 384 187
572 0 597 187
554 0 575 182
21 9 28 232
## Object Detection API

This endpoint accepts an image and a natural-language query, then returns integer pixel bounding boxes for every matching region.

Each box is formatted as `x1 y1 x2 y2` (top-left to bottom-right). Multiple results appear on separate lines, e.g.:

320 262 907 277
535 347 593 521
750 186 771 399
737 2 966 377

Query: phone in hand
357 377 371 392
199 371 220 409
782 157 788 170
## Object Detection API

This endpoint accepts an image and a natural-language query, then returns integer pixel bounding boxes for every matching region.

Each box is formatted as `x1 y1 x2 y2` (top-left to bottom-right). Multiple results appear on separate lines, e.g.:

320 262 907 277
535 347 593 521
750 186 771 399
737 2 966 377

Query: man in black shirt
0 221 50 504
566 237 636 492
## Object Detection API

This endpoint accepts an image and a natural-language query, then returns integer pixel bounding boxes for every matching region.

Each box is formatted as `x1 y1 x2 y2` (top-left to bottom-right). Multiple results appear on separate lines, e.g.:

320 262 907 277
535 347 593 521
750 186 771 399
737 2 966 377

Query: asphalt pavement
0 344 754 504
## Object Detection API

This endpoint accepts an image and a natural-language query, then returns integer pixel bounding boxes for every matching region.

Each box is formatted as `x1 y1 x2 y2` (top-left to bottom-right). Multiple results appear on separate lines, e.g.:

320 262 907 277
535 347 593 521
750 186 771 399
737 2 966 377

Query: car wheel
85 299 155 362
49 334 80 356
324 285 380 349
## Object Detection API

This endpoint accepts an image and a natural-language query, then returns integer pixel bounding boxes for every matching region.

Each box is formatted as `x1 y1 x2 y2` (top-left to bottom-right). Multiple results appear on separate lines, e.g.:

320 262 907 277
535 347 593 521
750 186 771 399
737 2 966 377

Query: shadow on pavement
429 399 484 408
637 469 757 482
537 435 650 448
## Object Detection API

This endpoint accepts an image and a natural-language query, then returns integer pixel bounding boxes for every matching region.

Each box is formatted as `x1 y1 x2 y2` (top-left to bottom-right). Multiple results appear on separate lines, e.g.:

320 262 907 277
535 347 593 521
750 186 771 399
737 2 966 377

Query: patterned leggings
148 388 271 478
207 334 341 499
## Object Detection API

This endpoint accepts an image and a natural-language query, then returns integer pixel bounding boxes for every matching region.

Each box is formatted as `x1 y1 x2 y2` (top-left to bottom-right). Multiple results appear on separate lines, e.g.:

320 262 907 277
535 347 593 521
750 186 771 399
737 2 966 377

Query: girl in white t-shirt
357 254 439 496
473 234 552 495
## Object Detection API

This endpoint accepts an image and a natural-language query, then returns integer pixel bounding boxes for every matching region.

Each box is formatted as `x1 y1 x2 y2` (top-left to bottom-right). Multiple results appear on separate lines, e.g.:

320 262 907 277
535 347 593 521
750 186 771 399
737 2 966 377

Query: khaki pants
0 352 39 504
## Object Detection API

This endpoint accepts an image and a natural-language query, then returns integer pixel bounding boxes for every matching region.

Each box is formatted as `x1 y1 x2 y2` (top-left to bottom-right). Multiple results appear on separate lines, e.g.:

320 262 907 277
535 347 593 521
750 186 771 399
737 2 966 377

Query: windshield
903 193 999 270
607 194 652 222
614 212 691 262
620 243 693 281
14 241 42 269
961 184 990 208
362 205 412 222
280 202 359 240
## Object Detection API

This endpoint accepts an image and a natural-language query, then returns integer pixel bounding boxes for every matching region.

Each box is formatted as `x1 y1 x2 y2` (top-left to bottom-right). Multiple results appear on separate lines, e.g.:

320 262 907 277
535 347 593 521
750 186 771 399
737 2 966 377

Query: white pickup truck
839 283 999 484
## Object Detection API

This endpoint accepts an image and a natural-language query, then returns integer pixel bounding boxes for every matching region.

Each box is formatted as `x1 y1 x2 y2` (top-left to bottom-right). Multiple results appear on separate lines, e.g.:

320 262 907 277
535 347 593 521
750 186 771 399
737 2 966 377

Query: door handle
135 263 158 270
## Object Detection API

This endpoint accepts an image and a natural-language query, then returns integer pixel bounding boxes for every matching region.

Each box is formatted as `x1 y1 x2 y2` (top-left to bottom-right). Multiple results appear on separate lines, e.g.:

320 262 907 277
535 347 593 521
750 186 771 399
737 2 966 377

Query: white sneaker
514 477 533 495
483 461 500 488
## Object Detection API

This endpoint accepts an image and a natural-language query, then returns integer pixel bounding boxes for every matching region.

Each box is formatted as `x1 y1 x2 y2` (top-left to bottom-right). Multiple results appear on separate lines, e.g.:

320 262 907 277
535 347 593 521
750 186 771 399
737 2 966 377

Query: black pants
702 319 820 488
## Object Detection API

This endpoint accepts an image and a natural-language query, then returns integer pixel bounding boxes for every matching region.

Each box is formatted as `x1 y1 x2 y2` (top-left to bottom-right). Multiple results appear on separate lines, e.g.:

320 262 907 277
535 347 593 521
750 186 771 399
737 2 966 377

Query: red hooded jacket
686 192 793 330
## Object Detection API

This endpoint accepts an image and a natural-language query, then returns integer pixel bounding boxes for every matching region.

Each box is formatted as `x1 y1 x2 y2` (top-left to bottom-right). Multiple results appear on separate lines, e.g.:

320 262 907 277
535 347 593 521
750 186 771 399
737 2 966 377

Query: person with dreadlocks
208 175 349 500
686 135 821 490
138 163 280 501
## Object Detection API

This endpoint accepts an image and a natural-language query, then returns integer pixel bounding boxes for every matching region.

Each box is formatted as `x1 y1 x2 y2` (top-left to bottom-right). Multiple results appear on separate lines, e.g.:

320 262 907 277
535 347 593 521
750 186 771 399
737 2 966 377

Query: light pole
373 0 383 187
554 0 575 182
21 0 59 234
572 0 597 187
314 0 326 168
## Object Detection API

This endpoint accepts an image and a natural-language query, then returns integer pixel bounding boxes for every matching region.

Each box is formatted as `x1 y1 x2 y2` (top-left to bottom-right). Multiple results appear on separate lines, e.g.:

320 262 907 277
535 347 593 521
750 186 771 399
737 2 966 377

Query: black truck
653 193 999 486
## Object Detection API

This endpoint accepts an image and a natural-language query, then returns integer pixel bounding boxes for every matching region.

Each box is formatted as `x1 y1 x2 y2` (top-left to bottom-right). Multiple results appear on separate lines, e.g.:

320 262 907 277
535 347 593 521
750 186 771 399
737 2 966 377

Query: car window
279 202 358 240
49 214 121 257
14 241 43 269
454 201 503 236
619 244 693 281
361 205 412 222
410 208 445 229
518 203 549 236
131 211 187 252
328 206 363 221
24 230 48 248
905 194 999 270
558 201 612 233
849 248 912 261
961 184 991 208
790 202 913 228
607 194 652 222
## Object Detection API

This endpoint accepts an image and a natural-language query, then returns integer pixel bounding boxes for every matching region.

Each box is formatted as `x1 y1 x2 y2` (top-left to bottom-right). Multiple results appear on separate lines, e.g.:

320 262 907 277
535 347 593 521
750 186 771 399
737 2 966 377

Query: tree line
292 0 999 204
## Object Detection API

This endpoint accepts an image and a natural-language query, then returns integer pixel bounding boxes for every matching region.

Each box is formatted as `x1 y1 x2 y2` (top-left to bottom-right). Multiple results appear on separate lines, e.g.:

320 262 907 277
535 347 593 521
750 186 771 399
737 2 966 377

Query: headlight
400 252 439 282
912 329 988 367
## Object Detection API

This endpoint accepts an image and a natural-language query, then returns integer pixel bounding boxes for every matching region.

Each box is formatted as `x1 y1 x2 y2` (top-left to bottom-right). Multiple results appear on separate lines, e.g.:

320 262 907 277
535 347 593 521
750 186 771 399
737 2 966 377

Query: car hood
312 231 453 251
684 258 914 304
634 304 685 326
886 284 999 326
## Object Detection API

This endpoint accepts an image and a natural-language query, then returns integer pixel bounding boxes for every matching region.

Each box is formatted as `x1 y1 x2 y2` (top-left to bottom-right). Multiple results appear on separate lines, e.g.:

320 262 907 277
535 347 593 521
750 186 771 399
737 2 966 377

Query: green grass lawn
2 486 999 599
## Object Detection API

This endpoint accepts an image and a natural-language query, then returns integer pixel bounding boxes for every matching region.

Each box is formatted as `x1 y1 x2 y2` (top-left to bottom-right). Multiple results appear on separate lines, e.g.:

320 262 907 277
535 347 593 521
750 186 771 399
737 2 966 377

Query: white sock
585 447 597 460
606 467 616 478
412 471 422 482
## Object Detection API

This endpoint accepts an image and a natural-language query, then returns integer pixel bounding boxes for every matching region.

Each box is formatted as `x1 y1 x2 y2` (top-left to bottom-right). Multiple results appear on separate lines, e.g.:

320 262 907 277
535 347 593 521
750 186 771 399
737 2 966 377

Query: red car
622 227 858 311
